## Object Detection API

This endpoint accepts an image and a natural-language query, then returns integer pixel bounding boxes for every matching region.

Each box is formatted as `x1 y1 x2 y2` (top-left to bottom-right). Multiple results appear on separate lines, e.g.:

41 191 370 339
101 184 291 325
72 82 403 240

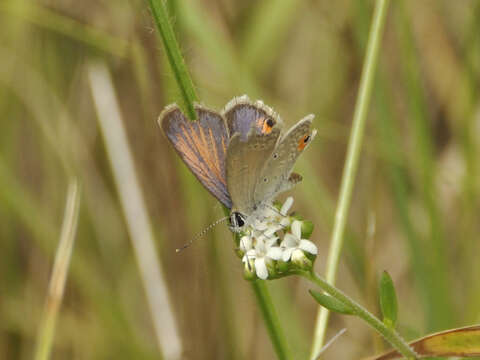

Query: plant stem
310 0 391 358
251 281 291 360
146 0 198 119
225 208 290 359
299 271 417 360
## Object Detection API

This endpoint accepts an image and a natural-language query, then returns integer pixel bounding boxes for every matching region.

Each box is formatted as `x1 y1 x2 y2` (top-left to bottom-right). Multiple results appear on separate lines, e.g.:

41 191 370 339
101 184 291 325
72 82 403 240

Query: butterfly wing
223 95 283 140
226 127 281 215
254 115 316 204
160 104 232 208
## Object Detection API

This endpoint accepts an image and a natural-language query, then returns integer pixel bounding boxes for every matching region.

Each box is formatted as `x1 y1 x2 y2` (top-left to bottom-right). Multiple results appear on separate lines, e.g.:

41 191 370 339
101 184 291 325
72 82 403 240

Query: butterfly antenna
176 216 229 253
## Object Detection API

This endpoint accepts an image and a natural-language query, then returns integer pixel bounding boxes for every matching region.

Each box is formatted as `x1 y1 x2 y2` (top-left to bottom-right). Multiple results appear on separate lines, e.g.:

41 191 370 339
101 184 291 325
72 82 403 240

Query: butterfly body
160 95 316 232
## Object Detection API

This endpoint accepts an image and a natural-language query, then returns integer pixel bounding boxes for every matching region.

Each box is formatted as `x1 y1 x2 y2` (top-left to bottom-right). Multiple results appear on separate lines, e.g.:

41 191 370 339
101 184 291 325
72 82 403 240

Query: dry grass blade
87 62 183 360
34 179 81 360
365 325 480 360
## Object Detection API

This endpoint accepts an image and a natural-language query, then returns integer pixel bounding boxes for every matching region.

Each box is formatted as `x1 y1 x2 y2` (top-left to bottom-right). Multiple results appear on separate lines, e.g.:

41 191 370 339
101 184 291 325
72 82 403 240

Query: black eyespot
304 135 311 143
266 118 274 127
263 177 268 183
273 153 278 159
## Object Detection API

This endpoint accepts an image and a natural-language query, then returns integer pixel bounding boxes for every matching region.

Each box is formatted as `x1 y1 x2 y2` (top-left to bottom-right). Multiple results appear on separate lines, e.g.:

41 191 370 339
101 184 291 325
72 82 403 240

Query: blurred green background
0 0 479 359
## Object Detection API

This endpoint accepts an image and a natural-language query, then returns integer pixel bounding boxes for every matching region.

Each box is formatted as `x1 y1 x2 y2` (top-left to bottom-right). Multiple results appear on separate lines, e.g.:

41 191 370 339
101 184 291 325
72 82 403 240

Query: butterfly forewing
253 115 316 203
226 127 280 215
160 105 232 208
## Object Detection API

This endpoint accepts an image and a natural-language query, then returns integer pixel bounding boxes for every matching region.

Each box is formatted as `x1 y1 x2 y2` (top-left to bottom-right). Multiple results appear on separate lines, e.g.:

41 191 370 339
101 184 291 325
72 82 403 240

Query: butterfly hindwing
160 104 232 208
223 95 283 141
253 115 316 204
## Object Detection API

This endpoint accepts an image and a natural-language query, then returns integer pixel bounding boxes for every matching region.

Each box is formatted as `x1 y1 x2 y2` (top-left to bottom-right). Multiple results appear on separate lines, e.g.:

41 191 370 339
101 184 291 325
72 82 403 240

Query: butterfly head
228 211 247 232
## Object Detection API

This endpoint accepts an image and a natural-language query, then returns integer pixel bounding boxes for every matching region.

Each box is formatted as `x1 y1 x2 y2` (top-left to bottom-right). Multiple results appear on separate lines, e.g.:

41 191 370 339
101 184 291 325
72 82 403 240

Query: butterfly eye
230 212 245 228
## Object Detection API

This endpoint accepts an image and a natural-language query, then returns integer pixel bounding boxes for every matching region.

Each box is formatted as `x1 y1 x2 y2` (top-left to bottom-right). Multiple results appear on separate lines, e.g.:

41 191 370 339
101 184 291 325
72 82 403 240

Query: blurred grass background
0 0 479 359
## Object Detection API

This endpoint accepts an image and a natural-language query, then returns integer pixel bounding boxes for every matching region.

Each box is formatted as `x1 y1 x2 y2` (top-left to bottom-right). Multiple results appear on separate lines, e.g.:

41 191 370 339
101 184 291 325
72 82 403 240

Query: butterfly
160 95 316 232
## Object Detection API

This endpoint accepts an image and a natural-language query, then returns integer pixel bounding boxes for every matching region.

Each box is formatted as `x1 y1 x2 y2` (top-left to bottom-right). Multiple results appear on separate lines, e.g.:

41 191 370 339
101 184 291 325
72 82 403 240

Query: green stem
146 0 198 119
227 203 290 360
299 271 417 360
310 0 390 358
251 281 291 360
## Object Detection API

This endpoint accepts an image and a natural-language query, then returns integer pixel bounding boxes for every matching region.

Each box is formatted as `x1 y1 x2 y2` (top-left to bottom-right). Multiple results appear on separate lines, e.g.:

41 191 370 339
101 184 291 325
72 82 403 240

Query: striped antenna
176 216 229 253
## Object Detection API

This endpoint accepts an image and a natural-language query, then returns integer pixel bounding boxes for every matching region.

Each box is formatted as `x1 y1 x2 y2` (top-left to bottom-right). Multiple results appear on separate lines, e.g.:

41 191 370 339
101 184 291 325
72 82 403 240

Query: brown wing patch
160 105 232 208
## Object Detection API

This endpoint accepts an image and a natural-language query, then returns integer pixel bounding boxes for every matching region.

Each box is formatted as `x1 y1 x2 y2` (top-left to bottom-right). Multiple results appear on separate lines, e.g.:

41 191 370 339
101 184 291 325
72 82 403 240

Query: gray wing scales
226 127 280 215
254 115 316 203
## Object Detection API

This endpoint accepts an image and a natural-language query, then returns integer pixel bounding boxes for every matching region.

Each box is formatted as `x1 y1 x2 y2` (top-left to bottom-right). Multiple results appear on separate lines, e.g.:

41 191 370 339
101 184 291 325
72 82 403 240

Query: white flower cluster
239 197 318 280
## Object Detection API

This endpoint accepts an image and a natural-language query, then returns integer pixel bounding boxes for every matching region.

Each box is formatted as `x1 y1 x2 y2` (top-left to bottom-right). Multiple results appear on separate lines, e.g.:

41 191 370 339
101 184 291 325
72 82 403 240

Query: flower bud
291 249 313 270
301 220 314 239
243 260 257 281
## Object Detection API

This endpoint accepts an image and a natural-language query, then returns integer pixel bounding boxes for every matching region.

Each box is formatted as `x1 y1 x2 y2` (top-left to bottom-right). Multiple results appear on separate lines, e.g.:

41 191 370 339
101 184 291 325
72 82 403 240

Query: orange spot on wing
256 117 273 134
262 121 273 134
297 134 310 151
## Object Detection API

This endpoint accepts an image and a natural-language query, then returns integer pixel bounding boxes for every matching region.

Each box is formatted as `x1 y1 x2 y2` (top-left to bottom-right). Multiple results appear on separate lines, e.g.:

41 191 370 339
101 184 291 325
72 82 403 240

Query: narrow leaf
366 325 480 360
309 290 355 315
379 271 398 328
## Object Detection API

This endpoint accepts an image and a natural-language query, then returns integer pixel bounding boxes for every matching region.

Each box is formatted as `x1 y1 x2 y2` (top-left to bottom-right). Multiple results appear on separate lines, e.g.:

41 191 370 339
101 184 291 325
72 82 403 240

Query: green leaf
379 271 398 328
309 290 355 315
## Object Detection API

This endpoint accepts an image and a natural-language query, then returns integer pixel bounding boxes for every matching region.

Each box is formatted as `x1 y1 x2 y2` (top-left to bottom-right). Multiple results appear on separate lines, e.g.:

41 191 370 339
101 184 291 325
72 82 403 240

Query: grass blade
34 179 81 360
394 2 452 329
368 325 480 360
310 1 391 358
88 62 183 360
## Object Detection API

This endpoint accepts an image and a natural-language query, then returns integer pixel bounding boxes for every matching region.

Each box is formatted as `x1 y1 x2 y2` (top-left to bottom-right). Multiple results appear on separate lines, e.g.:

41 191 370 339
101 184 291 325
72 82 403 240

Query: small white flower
281 220 317 262
254 257 269 279
242 235 282 280
239 197 317 278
